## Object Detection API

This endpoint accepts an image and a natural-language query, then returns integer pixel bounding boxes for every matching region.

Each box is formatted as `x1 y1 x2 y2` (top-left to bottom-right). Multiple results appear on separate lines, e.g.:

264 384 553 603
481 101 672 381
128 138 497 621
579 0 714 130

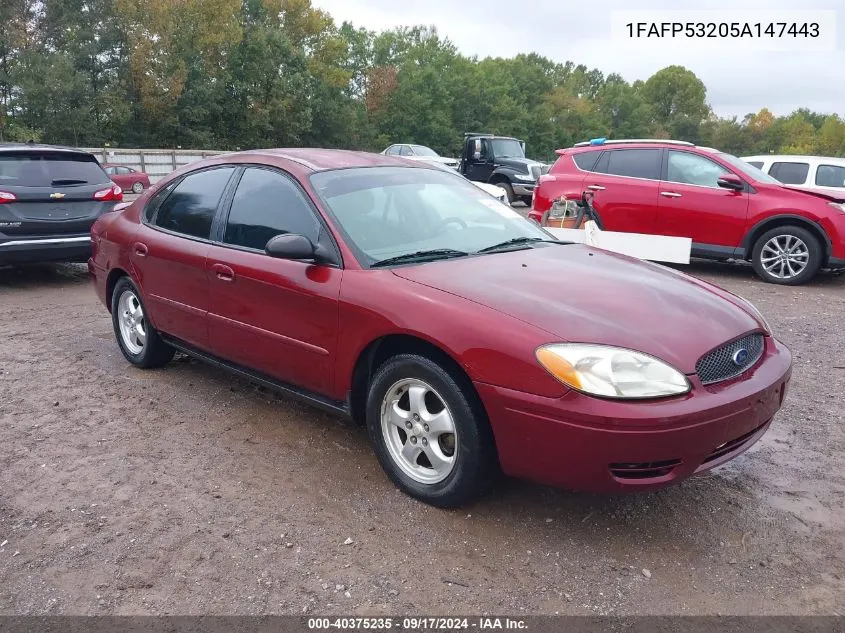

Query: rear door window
597 149 661 180
0 152 111 188
153 167 235 240
815 164 845 188
769 161 810 185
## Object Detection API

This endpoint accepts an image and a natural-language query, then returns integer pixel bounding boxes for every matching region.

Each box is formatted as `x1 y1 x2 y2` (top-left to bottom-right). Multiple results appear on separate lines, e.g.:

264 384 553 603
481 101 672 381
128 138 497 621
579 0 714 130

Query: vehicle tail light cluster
0 191 16 204
94 185 123 202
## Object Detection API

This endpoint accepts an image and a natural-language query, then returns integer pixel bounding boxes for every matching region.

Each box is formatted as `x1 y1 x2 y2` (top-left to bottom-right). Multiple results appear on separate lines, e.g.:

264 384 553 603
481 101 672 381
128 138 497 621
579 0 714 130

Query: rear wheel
366 354 498 508
131 181 144 194
751 225 823 285
111 277 175 368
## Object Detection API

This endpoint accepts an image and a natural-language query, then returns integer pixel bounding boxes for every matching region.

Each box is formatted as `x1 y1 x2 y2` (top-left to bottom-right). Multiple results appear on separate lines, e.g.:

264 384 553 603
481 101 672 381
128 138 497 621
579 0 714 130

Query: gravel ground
0 260 843 616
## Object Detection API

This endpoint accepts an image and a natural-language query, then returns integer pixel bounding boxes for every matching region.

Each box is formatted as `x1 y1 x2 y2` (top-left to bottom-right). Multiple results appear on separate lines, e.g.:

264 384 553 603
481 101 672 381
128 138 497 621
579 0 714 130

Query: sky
311 0 845 119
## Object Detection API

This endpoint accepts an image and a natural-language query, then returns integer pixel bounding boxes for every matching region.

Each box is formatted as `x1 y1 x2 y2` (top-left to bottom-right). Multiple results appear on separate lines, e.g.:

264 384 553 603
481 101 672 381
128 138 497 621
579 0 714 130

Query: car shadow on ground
0 263 89 290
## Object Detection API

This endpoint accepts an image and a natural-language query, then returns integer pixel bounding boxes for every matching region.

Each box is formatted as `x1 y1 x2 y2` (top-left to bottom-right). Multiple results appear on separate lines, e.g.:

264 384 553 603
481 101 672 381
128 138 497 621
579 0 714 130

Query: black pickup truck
457 133 549 205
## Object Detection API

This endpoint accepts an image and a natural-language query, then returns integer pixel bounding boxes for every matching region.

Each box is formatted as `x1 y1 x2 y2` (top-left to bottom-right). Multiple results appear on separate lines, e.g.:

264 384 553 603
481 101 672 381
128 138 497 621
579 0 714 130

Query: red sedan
101 163 151 194
88 149 792 508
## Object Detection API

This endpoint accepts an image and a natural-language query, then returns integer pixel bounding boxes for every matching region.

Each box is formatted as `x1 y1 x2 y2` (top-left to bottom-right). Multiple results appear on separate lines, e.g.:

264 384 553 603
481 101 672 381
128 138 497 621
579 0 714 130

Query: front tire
365 354 498 508
751 226 823 285
498 182 515 204
111 277 175 368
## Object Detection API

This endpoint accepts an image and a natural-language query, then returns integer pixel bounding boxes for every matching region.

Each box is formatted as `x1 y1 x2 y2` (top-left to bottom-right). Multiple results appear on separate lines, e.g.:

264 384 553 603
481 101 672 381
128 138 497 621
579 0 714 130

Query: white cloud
313 0 845 118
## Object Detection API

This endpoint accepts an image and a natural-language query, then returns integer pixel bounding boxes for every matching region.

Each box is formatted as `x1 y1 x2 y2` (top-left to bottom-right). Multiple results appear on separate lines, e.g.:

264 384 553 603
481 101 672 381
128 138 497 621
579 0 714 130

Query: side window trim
215 164 344 268
144 165 238 243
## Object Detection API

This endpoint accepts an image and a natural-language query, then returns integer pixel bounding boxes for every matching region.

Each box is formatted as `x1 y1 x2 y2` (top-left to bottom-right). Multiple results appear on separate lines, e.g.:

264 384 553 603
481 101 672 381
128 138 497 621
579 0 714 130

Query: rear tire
132 181 144 194
111 277 175 368
751 225 823 285
365 354 498 508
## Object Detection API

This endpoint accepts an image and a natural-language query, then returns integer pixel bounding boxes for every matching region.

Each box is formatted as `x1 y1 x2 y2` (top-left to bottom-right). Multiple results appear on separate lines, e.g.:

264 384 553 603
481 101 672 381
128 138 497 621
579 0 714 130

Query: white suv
742 155 845 198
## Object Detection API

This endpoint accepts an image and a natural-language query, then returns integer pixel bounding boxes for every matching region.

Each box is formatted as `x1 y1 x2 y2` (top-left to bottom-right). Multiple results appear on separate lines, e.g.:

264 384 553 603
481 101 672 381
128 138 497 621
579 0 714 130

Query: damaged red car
89 149 792 507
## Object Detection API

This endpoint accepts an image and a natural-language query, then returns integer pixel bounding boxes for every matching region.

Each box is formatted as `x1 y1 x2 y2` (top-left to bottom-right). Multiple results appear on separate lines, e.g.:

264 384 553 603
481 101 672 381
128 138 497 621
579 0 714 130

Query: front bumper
512 181 536 196
475 336 792 493
0 235 91 265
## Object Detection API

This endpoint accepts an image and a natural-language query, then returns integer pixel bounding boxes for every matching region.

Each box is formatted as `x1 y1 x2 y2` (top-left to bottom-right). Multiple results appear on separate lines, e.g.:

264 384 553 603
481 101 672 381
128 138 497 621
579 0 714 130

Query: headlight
535 343 691 399
514 173 534 181
828 202 845 214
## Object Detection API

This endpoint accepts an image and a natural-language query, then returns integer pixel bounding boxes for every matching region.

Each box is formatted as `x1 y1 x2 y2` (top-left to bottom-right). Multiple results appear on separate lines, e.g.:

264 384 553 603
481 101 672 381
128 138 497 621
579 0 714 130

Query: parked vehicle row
741 154 845 198
88 149 792 508
529 139 845 285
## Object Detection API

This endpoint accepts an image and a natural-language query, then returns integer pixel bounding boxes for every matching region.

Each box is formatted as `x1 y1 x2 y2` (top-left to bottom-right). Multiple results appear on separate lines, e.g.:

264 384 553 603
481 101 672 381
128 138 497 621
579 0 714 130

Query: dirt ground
0 260 844 616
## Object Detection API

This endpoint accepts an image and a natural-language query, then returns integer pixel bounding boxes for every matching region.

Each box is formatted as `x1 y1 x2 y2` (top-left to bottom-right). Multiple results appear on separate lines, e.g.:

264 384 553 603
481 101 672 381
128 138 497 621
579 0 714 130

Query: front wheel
498 182 515 204
751 226 823 285
111 277 175 368
365 354 498 508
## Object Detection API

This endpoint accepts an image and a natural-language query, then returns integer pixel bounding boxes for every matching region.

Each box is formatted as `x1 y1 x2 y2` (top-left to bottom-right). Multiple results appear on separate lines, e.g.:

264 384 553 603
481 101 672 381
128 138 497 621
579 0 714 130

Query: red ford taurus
88 149 792 507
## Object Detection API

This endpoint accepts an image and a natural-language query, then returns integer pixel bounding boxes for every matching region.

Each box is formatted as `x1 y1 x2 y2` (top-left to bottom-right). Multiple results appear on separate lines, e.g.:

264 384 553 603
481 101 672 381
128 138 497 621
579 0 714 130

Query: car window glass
153 167 234 239
666 151 731 187
399 146 413 156
104 166 116 175
118 167 132 175
385 146 400 156
815 164 845 188
572 151 600 171
598 149 661 180
143 181 178 223
223 168 320 251
769 161 809 185
746 161 764 169
0 152 111 187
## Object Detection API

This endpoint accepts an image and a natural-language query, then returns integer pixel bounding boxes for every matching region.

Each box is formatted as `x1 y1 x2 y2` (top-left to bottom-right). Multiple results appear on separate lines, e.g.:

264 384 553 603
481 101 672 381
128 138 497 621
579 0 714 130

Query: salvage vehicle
89 149 792 508
381 144 458 169
458 132 549 205
530 138 845 285
102 163 151 194
742 154 845 199
0 143 122 265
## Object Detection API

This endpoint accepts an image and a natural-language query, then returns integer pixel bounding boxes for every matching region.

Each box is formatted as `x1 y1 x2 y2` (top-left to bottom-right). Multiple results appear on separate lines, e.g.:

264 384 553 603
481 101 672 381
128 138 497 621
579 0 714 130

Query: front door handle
133 242 148 257
660 191 683 198
211 263 235 282
586 184 605 191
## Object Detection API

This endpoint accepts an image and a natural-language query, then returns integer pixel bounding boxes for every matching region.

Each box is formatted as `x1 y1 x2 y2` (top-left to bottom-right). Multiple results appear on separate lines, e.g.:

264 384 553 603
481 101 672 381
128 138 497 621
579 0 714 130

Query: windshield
717 152 782 185
0 152 111 187
411 145 438 157
309 166 551 266
491 138 525 159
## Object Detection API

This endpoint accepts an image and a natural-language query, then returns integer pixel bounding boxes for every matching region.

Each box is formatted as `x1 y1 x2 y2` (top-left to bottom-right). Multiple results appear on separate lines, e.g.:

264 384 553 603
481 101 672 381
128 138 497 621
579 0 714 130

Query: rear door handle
586 185 605 191
211 263 235 282
133 242 148 257
661 191 682 198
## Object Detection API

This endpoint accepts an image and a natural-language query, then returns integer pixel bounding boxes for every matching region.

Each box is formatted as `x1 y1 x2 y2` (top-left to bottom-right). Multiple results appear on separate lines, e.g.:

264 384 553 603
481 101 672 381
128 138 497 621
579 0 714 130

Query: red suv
529 139 845 285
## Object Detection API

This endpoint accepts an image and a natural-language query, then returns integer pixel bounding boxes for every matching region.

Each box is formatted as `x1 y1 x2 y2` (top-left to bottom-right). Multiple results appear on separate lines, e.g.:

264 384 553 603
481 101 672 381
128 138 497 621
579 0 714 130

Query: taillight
0 191 16 204
93 185 123 202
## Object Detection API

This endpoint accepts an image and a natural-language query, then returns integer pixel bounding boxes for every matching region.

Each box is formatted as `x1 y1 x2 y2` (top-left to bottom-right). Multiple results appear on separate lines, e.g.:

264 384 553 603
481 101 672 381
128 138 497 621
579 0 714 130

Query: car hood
496 157 546 173
472 181 507 198
391 246 763 374
780 184 845 203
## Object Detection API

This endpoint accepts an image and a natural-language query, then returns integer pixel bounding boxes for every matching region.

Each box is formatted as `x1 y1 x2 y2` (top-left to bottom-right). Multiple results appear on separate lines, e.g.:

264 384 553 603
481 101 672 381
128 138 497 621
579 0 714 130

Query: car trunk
0 150 115 238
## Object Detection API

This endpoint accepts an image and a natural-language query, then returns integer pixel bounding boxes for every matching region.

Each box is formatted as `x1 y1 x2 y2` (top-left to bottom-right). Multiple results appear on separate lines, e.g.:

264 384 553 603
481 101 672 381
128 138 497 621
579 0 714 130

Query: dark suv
0 143 122 265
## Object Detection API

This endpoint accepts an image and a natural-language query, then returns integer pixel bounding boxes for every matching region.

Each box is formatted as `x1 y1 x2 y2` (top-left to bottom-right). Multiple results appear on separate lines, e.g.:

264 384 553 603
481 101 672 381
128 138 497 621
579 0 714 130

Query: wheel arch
105 267 131 313
741 214 831 263
348 333 482 427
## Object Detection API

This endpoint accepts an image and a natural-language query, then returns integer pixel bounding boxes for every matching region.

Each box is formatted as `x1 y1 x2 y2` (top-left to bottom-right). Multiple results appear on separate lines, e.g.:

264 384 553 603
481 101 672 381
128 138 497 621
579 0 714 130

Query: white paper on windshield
477 198 522 219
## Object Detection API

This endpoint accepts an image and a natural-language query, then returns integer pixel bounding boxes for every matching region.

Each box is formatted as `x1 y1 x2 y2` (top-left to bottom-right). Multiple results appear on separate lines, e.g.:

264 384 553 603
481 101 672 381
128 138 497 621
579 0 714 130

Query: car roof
214 148 425 172
0 142 93 155
742 154 845 164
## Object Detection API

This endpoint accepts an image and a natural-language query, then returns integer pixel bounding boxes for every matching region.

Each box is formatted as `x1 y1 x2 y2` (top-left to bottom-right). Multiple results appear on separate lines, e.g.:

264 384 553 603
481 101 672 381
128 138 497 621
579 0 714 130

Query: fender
740 213 832 260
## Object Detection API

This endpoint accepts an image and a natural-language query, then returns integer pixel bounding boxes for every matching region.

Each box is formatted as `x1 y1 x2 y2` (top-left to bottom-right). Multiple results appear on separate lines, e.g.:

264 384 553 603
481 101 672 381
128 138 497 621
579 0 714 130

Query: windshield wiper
476 237 569 253
371 248 470 268
51 178 88 186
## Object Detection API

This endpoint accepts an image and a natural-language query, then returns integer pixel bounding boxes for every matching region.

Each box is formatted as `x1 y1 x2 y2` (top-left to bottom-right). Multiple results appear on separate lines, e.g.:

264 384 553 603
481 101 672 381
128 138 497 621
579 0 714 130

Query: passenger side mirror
472 151 481 161
265 233 316 260
717 174 744 192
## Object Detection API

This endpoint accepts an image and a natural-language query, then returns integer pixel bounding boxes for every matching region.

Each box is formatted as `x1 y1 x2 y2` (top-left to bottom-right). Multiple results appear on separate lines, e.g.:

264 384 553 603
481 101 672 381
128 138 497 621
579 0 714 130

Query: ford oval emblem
732 348 749 366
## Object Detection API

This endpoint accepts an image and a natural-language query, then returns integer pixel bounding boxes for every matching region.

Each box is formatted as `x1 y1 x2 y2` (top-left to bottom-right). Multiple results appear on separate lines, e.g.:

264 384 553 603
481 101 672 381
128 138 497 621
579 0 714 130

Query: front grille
609 459 681 480
695 333 764 385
